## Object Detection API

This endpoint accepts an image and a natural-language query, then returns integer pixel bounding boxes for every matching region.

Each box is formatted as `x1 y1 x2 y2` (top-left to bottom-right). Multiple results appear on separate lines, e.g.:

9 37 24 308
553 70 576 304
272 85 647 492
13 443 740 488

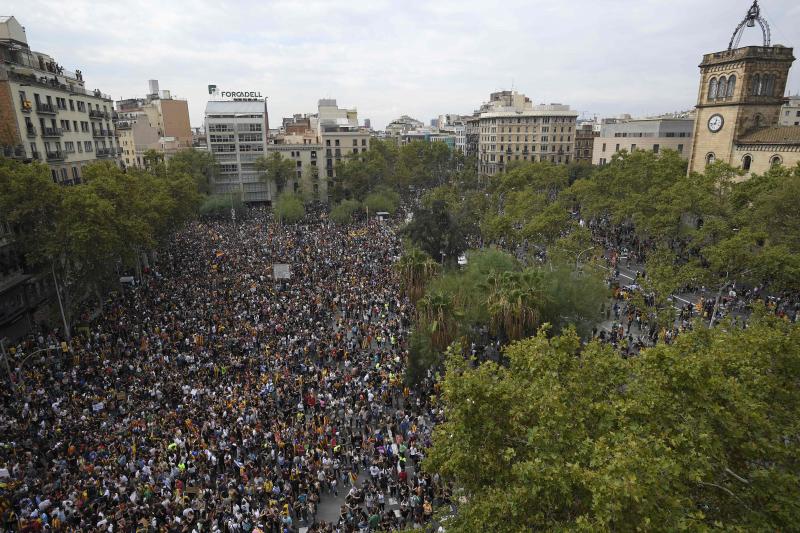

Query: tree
256 152 296 197
395 244 440 303
425 312 800 531
364 189 400 215
401 200 467 263
168 148 220 195
273 192 305 224
329 199 362 225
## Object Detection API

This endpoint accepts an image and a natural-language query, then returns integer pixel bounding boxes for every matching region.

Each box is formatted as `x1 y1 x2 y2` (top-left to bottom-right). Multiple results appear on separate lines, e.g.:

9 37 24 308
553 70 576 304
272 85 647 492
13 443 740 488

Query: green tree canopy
426 311 800 531
274 192 305 224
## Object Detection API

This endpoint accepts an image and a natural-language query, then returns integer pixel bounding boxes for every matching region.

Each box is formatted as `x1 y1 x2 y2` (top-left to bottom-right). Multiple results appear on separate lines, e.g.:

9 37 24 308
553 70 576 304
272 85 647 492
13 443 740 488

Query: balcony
31 151 41 160
36 102 57 114
26 126 37 137
42 127 63 138
89 109 109 120
46 150 65 161
95 147 114 158
106 130 115 138
92 129 107 138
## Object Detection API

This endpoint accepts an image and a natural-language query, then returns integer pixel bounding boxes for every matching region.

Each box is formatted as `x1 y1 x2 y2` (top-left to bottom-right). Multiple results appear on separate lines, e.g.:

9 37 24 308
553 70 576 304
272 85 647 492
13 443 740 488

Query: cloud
9 0 800 129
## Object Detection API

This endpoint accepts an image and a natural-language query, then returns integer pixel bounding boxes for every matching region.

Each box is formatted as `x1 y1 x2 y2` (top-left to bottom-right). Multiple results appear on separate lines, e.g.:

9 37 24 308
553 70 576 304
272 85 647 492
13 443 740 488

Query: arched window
708 77 718 100
754 114 763 128
718 77 728 99
726 75 736 97
706 152 715 165
770 155 782 167
742 154 752 171
764 74 774 96
751 74 760 95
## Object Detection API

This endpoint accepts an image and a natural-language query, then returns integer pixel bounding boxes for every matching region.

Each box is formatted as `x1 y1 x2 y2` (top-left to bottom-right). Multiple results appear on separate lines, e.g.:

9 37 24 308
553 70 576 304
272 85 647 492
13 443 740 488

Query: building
592 113 695 165
267 118 326 202
779 94 800 126
204 99 270 202
475 90 578 175
465 115 480 158
0 15 121 183
115 80 192 168
575 123 598 163
385 115 423 137
687 1 800 176
435 114 467 153
313 99 370 181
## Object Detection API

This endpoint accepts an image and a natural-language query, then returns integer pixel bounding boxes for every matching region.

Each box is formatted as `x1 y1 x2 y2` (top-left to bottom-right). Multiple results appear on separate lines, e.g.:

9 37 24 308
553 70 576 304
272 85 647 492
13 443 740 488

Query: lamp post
575 246 595 272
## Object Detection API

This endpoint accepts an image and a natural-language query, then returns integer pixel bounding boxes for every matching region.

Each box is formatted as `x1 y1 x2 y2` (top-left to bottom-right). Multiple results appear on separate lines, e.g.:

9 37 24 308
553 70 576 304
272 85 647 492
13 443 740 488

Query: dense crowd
0 209 446 532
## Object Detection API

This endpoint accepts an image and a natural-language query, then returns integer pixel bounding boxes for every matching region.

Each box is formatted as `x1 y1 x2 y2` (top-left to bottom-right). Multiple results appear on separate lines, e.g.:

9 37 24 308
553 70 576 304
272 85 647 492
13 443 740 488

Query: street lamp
575 246 595 272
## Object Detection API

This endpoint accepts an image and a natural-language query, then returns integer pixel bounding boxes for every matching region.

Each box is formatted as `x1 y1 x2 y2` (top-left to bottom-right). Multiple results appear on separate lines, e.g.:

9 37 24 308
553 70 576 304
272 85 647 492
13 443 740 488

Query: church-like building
688 1 800 176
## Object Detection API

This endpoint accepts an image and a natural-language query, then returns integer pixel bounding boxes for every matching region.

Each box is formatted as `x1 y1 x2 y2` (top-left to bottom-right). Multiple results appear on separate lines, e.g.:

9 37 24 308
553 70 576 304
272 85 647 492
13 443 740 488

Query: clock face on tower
708 114 724 133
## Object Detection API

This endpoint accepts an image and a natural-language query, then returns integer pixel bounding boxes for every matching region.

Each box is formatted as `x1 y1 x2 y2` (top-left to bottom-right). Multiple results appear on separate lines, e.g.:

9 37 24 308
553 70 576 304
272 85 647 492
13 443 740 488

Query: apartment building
592 113 694 165
476 90 578 175
0 15 120 183
780 95 800 126
115 79 192 168
575 123 598 163
267 127 326 202
204 99 269 202
313 99 370 180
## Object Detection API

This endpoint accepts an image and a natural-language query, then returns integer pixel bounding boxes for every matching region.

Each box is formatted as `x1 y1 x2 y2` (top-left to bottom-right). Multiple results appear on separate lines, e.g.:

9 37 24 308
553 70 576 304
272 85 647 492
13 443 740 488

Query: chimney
148 79 160 96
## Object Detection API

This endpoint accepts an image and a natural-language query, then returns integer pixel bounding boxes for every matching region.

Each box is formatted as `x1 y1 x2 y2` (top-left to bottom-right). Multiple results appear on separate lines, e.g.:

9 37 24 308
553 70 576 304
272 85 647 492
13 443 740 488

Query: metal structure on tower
728 0 771 51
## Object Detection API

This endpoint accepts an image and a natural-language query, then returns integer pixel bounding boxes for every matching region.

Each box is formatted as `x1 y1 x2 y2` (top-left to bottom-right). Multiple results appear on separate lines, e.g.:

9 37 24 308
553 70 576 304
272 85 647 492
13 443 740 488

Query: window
615 143 620 152
706 152 715 165
770 155 782 167
72 167 79 180
631 144 636 151
69 99 74 111
334 139 340 146
361 139 366 146
742 154 752 170
764 74 774 96
352 139 358 146
717 76 727 98
653 144 659 154
751 74 761 95
726 75 736 97
677 144 684 154
326 139 331 146
602 143 606 152
708 78 718 99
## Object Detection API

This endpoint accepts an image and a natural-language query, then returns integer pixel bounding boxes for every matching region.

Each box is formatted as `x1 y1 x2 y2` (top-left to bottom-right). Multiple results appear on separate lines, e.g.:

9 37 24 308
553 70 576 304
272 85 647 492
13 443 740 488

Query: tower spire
728 0 771 51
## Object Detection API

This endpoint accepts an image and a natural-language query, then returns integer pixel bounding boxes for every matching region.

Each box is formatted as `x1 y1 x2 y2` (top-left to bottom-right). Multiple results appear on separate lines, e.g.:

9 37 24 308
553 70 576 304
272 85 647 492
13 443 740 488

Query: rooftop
205 100 266 114
737 126 800 145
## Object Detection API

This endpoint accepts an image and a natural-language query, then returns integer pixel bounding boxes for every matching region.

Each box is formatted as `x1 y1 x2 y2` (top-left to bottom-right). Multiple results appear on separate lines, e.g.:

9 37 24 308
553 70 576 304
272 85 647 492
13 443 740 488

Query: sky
8 0 800 130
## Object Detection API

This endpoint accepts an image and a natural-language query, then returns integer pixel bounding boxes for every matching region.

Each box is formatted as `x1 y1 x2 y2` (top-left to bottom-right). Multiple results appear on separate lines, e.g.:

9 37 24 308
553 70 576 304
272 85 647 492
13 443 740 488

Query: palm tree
416 289 458 351
395 245 440 303
485 269 544 341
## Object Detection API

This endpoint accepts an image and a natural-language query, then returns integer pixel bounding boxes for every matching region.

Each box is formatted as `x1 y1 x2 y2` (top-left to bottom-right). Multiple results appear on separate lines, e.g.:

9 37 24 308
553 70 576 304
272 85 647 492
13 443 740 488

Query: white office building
204 100 269 202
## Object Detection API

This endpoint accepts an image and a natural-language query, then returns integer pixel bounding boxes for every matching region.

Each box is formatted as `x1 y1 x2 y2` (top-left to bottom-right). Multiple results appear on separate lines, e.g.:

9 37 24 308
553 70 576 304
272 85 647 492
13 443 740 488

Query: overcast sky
8 0 800 129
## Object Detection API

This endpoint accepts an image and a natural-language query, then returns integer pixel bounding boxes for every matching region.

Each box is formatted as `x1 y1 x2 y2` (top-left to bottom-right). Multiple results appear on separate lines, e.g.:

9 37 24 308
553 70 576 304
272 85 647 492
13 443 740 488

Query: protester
0 207 445 533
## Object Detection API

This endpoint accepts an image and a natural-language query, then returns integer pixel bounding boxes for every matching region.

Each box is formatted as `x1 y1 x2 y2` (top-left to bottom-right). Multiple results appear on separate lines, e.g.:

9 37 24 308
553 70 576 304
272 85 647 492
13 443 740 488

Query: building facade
779 95 800 126
115 80 192 168
575 123 598 163
0 15 120 184
204 100 270 202
592 115 694 165
475 91 577 175
314 99 370 181
687 2 799 175
268 121 326 202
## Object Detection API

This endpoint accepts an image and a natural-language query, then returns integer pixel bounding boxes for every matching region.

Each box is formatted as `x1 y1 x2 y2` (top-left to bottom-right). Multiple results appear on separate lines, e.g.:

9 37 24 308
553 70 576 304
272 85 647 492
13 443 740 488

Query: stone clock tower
688 1 795 174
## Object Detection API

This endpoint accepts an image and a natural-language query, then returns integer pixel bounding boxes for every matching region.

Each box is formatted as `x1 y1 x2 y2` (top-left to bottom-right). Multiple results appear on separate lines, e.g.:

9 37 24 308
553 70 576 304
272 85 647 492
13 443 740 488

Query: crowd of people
0 208 447 532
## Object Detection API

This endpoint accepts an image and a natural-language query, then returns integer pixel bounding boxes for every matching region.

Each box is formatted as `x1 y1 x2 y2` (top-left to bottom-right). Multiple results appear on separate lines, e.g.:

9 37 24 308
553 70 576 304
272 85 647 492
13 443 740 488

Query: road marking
673 295 692 304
